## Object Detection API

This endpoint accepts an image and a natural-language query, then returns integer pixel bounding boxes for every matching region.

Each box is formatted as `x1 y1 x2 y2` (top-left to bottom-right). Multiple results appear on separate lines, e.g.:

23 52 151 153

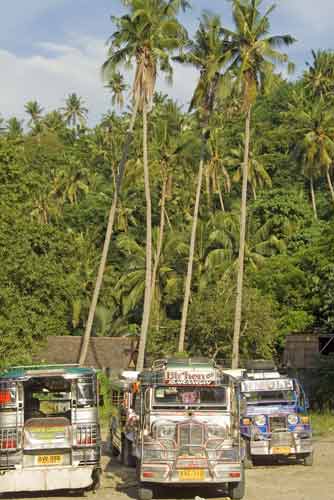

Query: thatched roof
34 336 137 371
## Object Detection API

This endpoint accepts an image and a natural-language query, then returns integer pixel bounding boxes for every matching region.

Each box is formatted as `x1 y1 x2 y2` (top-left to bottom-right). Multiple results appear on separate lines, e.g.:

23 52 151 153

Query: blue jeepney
239 366 313 467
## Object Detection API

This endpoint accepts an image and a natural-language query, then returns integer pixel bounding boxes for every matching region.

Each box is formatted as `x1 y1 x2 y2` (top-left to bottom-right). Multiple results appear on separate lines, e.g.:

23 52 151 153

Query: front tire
228 466 245 500
244 441 253 469
304 452 314 467
138 485 153 500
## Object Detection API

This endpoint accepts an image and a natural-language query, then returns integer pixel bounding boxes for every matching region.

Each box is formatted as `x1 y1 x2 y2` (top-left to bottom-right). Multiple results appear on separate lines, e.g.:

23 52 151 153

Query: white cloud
0 37 198 125
0 37 111 125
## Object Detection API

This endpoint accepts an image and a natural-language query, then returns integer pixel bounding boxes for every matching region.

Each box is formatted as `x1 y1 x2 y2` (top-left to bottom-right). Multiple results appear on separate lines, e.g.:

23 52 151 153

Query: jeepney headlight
153 422 176 440
208 425 225 439
254 415 266 426
287 414 299 426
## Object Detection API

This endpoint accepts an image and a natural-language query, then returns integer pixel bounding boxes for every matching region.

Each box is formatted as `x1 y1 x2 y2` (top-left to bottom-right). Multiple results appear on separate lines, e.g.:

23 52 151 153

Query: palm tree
284 92 334 216
42 111 65 133
206 126 231 211
175 13 232 353
24 100 44 128
300 102 334 212
6 117 23 138
61 93 88 129
227 139 272 200
304 50 334 99
79 0 189 369
150 99 192 325
221 0 295 368
105 71 128 110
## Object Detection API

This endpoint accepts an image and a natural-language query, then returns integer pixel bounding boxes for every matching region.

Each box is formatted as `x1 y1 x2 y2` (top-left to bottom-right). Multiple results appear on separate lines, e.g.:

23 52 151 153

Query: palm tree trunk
326 168 334 206
205 165 211 208
136 104 153 372
151 173 167 305
178 140 205 353
78 99 139 365
310 176 318 220
214 170 225 212
217 184 225 212
232 106 251 369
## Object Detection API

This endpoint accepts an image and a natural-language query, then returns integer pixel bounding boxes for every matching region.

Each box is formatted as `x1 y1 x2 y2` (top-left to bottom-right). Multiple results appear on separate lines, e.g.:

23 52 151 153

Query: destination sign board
241 378 294 393
165 370 216 385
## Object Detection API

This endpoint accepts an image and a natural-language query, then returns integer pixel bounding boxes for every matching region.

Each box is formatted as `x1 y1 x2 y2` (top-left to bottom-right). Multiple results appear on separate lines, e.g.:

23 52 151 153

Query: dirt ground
4 438 334 500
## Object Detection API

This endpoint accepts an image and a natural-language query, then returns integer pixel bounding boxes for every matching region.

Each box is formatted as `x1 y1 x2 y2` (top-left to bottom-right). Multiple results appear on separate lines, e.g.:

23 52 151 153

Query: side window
76 377 96 407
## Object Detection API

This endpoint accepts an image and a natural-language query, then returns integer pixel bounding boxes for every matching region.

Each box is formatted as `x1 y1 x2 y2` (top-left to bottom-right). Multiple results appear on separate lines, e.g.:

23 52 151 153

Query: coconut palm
150 98 193 324
299 101 334 212
105 71 128 110
206 126 231 211
42 111 65 133
61 93 88 129
24 100 44 128
79 0 189 369
304 50 334 99
175 13 232 353
221 0 295 368
284 91 334 216
6 117 23 138
227 139 272 200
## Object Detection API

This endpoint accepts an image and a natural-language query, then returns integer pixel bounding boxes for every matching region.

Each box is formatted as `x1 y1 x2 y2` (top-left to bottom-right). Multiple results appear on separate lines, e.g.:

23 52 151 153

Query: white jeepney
0 365 101 494
135 358 245 500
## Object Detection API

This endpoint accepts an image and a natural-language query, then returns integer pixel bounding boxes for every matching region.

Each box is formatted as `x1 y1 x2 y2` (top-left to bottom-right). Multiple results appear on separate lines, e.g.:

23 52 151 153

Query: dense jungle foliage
1 1 334 369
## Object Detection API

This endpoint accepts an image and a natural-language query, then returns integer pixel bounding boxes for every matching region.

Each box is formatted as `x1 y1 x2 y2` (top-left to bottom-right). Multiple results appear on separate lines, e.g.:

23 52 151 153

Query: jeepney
135 358 245 500
110 370 139 466
0 364 101 493
239 364 313 467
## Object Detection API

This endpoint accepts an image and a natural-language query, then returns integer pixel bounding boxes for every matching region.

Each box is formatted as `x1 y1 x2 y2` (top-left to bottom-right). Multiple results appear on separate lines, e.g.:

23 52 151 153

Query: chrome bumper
140 462 243 484
0 465 96 492
250 432 312 456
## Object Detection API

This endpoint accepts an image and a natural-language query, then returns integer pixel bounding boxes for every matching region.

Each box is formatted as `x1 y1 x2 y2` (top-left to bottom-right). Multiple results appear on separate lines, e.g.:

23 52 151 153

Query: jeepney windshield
243 390 296 405
153 385 227 409
24 377 72 422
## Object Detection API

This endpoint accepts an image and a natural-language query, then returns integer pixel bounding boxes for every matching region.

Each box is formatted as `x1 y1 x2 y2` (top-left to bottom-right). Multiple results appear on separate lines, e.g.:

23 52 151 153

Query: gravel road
3 438 333 500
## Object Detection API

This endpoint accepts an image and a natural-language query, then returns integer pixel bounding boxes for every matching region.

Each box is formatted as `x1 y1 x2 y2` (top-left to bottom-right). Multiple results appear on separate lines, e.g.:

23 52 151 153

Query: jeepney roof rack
152 357 217 370
245 360 277 372
0 364 95 380
139 357 228 386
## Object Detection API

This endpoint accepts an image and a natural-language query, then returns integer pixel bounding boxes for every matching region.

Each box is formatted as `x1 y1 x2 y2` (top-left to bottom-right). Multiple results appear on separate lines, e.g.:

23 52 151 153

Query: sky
1 0 334 125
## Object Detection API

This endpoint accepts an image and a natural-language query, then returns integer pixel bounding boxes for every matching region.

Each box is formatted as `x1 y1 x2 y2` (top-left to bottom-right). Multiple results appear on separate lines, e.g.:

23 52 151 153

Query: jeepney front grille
269 416 288 433
178 422 204 456
0 428 19 451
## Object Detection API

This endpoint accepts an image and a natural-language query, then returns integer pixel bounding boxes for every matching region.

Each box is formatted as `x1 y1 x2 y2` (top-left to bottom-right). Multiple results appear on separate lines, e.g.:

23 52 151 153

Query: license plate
179 469 205 481
272 446 291 455
37 455 63 465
